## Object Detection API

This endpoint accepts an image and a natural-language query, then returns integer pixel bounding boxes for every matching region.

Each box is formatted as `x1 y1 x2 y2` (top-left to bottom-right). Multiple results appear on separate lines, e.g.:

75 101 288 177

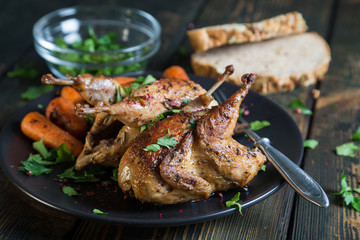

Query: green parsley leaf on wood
335 142 359 157
7 64 39 79
62 186 79 197
304 139 319 149
93 209 108 215
289 99 312 115
249 120 270 131
21 85 54 100
226 192 242 213
332 173 360 212
352 126 360 141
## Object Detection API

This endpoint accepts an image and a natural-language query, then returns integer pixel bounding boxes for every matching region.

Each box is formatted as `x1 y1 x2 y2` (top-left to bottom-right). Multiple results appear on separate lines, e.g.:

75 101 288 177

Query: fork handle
254 136 329 208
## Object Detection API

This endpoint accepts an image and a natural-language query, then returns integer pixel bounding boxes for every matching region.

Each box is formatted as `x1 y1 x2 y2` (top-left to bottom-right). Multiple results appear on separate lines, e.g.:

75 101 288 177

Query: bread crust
187 12 308 52
191 32 331 94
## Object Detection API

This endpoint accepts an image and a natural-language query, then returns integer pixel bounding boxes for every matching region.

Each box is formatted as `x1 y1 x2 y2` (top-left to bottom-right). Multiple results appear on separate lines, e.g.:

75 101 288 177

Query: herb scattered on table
62 186 79 197
226 192 242 213
304 139 319 149
289 99 312 115
7 64 39 79
18 139 74 176
21 85 54 100
335 142 359 158
250 120 271 131
93 208 109 215
352 126 360 141
332 173 360 212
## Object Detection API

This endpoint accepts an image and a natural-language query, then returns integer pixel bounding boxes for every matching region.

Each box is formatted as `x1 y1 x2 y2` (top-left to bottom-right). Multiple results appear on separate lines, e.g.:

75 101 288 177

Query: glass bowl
33 6 161 78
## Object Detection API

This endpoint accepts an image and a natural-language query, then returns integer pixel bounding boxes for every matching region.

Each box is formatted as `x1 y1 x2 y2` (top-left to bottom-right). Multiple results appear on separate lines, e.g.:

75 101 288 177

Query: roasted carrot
163 65 190 80
113 76 137 87
45 97 88 139
21 112 84 156
60 86 85 105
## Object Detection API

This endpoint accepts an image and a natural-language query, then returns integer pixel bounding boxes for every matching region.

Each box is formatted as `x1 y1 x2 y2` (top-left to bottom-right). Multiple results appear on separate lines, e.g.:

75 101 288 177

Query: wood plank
291 0 360 238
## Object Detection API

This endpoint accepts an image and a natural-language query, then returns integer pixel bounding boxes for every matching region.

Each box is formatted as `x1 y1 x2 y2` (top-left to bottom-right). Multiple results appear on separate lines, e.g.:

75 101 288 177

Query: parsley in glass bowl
33 6 161 77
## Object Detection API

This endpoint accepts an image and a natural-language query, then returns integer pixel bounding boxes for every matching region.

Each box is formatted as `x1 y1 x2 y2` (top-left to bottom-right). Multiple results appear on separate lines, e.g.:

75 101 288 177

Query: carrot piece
163 65 190 80
61 86 85 105
113 76 137 87
45 97 88 139
21 112 84 156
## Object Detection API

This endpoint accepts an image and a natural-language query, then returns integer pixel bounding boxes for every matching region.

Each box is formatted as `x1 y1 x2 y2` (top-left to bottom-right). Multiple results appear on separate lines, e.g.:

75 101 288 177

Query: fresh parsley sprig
144 132 178 152
332 173 360 211
18 139 74 176
226 192 242 213
249 120 270 131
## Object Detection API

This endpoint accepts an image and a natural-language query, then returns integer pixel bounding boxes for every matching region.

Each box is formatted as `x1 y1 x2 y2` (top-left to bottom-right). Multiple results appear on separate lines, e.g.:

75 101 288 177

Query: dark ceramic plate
0 72 303 227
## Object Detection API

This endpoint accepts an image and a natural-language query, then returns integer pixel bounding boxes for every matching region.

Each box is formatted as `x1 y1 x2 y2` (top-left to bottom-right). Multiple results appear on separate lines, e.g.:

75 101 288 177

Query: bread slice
187 12 308 52
191 32 331 94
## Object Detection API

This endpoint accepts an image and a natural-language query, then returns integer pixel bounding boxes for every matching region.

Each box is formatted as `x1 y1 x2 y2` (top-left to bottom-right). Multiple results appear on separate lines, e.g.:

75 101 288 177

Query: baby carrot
21 112 84 156
163 65 190 80
46 97 88 139
60 86 85 105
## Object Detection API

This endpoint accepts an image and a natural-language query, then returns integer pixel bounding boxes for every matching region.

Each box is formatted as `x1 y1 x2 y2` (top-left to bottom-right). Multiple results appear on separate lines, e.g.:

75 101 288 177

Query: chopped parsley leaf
7 64 39 79
250 120 270 131
58 166 106 183
352 126 360 141
260 164 266 171
93 208 108 215
289 99 312 115
226 192 242 213
19 140 74 176
304 139 319 149
144 144 161 152
332 173 360 211
21 85 54 100
62 186 79 197
335 142 359 157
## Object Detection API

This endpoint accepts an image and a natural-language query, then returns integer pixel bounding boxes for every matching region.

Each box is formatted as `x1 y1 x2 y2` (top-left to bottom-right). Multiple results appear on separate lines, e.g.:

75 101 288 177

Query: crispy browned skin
118 74 266 204
74 78 217 170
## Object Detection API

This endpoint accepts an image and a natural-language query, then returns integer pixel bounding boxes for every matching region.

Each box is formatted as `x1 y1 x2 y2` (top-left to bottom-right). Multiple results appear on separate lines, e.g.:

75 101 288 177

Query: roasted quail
118 73 266 204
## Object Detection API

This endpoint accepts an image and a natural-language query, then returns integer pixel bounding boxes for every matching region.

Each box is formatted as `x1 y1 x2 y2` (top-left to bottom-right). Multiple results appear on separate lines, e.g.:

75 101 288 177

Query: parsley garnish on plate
18 139 74 176
144 132 178 152
304 139 319 149
93 208 109 215
62 186 79 197
260 164 266 171
58 166 106 183
335 142 359 157
226 192 242 213
332 173 360 212
289 99 312 115
249 120 271 131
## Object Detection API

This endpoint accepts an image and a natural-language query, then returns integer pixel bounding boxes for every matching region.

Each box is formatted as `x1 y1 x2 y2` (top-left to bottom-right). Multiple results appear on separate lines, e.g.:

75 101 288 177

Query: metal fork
213 90 329 208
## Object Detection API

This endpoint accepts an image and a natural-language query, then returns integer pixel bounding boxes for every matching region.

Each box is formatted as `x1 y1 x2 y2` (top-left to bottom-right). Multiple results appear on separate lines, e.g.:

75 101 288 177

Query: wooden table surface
1 0 359 239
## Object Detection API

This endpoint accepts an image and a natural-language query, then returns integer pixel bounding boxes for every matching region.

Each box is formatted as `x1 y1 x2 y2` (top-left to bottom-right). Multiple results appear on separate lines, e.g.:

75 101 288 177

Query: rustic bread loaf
187 12 308 52
191 32 331 94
